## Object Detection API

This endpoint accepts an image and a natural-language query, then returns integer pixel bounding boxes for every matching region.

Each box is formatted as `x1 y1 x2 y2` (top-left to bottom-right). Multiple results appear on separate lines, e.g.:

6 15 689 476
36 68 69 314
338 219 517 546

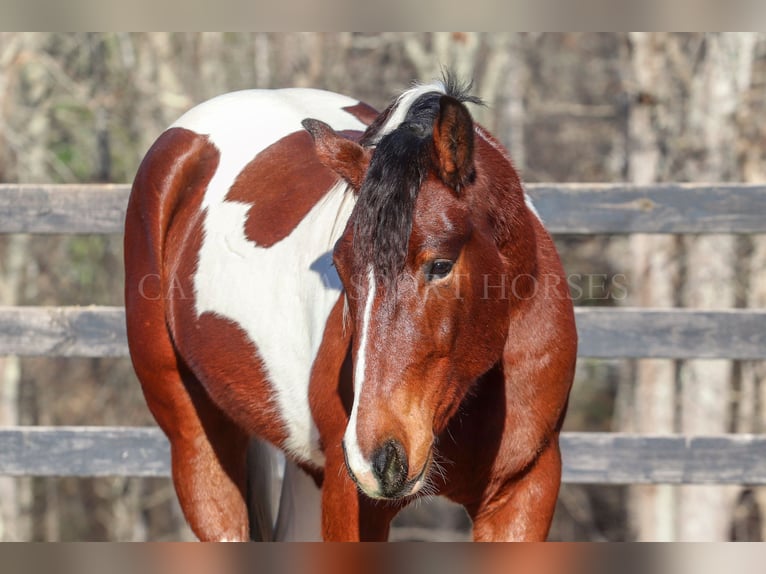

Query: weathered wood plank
561 433 766 484
3 306 766 360
1 183 766 234
0 306 127 357
575 307 766 359
526 183 766 234
0 427 170 477
0 184 131 234
1 427 765 484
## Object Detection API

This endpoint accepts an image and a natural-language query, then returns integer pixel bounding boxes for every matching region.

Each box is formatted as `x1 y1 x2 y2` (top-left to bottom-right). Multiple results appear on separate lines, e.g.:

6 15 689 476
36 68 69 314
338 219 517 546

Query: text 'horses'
124 77 577 541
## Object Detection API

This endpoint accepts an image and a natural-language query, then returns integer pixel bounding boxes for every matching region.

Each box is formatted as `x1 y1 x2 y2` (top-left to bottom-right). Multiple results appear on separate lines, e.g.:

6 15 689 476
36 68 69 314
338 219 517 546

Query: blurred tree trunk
0 237 31 541
0 32 32 542
17 33 61 542
744 232 766 539
734 34 766 540
499 35 527 171
622 32 681 542
622 32 761 541
677 32 758 542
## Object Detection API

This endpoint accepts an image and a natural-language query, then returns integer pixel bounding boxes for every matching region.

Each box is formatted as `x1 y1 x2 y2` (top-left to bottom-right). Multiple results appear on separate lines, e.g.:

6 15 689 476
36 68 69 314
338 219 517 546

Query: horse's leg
174 370 252 541
134 356 251 541
320 443 363 540
320 441 396 541
469 437 562 541
358 497 397 541
273 458 323 541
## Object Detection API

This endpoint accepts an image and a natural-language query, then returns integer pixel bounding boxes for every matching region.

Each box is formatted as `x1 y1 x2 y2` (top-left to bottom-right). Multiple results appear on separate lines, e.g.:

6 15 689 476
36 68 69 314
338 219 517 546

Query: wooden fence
1 183 766 485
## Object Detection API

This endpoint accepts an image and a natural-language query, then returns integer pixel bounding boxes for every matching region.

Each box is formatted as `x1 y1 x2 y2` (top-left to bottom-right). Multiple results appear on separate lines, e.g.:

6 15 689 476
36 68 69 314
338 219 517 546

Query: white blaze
343 267 377 484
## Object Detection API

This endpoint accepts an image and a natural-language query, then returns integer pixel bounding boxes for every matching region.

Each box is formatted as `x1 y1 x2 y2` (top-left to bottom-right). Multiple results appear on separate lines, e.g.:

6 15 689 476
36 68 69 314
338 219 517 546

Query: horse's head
304 81 535 500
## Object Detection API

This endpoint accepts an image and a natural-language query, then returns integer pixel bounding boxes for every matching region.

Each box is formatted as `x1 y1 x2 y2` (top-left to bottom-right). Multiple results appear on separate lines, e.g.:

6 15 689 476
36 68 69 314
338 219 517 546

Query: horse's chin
354 448 434 501
358 480 423 501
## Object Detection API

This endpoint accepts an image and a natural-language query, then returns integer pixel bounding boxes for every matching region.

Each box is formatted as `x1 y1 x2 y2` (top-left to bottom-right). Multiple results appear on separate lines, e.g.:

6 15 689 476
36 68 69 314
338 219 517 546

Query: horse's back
126 88 371 466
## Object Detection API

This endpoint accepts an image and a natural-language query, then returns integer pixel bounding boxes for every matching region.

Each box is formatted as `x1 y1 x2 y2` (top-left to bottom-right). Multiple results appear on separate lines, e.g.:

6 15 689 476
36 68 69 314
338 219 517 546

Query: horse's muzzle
371 439 409 498
343 437 429 500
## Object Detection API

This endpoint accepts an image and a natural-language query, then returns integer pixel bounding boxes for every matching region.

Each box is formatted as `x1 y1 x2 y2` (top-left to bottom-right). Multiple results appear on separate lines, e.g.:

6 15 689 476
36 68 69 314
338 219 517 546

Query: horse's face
305 93 514 499
334 181 511 499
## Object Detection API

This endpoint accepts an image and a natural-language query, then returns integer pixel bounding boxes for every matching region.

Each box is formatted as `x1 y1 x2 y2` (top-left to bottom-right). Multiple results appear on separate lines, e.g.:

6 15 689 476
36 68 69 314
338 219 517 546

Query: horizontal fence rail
528 183 766 234
0 306 126 358
2 183 766 235
561 433 766 484
0 427 169 477
2 306 765 359
0 184 131 234
1 427 766 485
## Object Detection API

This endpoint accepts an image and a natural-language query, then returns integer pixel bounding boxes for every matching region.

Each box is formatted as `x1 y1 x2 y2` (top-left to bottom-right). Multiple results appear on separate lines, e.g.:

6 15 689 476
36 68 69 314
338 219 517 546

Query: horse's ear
432 95 475 193
302 119 370 191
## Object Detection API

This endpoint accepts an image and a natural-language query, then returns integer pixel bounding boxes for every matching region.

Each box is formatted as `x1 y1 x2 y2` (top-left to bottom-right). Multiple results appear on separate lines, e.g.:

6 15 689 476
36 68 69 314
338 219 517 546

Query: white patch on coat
175 89 365 467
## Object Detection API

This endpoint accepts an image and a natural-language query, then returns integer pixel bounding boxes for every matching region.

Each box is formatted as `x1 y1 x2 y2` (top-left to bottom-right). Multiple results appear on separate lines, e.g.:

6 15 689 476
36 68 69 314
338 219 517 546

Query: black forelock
440 70 482 108
351 75 481 288
352 120 429 288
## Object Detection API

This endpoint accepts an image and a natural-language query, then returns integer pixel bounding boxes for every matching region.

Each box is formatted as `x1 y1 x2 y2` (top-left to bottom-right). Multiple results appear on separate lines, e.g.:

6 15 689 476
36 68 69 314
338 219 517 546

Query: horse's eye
426 259 454 281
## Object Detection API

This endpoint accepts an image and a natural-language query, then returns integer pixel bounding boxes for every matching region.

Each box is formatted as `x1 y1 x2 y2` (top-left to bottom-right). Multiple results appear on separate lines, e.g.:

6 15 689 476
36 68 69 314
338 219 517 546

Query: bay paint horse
124 76 577 541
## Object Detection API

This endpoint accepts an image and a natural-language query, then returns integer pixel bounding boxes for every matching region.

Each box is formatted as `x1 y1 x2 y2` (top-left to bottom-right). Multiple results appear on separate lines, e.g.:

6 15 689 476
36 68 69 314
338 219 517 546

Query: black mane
352 74 480 288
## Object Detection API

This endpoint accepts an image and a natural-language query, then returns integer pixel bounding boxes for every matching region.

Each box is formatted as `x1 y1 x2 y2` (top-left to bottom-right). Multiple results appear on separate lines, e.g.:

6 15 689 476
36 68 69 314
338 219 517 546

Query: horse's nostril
371 439 408 497
371 441 394 478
